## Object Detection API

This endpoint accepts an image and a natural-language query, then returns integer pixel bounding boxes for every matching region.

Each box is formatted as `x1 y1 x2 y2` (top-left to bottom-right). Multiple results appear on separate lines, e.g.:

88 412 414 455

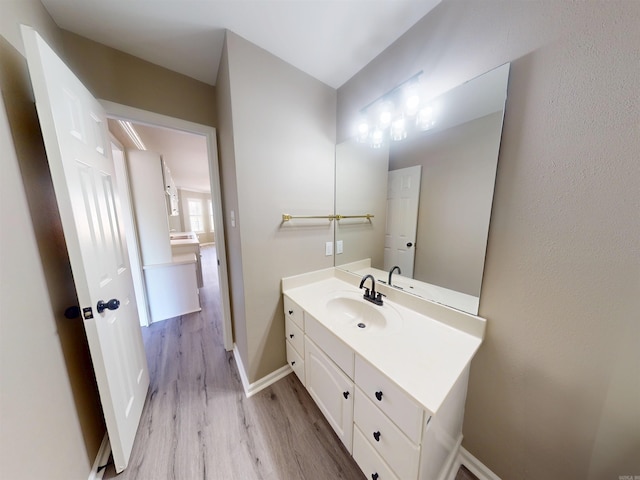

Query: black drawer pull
375 391 383 401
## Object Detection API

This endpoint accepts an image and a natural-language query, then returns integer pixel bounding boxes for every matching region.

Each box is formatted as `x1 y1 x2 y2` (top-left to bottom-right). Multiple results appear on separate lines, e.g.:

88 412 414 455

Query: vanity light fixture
355 70 438 147
118 120 147 150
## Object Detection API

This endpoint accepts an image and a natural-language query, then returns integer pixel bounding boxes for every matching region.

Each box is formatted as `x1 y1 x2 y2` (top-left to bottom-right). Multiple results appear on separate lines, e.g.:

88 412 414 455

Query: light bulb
390 116 407 141
378 101 393 129
379 110 391 128
356 119 369 143
371 128 384 149
416 105 436 130
405 94 420 116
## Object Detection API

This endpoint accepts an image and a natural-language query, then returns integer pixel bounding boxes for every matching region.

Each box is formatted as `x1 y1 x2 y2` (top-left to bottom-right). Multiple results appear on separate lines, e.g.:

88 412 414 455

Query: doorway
103 101 233 351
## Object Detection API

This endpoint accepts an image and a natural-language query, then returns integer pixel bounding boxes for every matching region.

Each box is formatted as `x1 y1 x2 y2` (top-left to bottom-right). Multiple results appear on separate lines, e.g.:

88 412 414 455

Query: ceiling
40 0 440 88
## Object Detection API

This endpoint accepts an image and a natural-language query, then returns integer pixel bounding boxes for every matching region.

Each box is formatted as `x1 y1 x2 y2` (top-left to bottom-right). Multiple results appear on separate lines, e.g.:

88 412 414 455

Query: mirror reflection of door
384 165 421 276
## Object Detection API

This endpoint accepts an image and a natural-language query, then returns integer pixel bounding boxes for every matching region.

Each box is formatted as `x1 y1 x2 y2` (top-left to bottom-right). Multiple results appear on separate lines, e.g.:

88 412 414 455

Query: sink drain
357 322 366 328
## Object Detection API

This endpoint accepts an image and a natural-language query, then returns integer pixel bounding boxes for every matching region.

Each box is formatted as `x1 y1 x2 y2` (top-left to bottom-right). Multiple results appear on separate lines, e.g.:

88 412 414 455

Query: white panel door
21 26 149 473
384 165 421 276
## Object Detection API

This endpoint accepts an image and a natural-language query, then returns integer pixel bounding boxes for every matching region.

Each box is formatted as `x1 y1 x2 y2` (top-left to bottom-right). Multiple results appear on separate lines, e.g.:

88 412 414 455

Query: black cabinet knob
291 361 296 366
406 242 413 247
288 310 293 315
372 473 379 480
343 391 350 399
97 298 120 314
289 334 294 338
373 431 381 442
375 391 383 401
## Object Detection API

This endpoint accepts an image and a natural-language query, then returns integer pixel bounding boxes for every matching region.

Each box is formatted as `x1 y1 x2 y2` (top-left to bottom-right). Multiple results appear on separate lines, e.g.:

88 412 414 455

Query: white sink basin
325 291 402 334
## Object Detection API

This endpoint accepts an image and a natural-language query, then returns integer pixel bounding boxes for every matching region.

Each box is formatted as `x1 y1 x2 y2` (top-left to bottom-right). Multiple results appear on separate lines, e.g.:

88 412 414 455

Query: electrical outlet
325 241 333 256
336 240 343 254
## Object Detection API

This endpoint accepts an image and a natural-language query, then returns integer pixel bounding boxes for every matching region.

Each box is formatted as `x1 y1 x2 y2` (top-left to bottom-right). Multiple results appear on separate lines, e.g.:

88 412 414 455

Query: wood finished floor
104 245 478 480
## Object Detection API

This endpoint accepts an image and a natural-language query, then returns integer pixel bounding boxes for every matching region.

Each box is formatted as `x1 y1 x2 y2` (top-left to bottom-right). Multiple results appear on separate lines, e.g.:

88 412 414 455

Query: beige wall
218 31 336 382
0 2 105 479
338 2 640 478
61 31 217 127
390 112 503 297
216 33 247 360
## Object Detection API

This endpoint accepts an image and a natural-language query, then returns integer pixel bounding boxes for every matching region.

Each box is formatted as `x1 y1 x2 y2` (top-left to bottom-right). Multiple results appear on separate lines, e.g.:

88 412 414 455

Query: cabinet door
305 337 354 453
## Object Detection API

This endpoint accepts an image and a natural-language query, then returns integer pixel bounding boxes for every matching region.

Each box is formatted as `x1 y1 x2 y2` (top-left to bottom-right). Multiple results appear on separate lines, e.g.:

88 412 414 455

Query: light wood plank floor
104 245 365 479
104 245 478 480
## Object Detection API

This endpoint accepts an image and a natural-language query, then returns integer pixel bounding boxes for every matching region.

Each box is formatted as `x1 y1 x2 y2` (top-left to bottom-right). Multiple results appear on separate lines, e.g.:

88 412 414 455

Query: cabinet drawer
354 388 420 480
286 341 305 386
355 355 423 443
285 316 304 355
283 295 304 329
304 312 354 379
353 425 400 480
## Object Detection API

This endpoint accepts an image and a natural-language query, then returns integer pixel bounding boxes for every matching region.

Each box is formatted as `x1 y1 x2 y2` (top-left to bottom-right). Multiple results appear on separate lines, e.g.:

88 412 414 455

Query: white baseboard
233 344 293 398
88 433 111 480
453 446 501 480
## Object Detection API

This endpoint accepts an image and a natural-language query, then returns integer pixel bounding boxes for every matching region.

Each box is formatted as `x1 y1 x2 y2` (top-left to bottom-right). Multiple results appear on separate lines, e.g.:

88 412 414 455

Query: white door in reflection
384 165 421 276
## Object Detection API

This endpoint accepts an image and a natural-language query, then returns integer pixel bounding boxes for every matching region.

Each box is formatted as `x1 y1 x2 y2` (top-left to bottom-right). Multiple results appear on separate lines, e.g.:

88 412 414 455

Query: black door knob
97 298 120 313
375 391 383 401
406 242 413 247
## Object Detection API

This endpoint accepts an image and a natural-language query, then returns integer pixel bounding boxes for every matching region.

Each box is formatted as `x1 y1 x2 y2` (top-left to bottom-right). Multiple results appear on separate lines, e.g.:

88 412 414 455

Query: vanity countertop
282 268 485 415
169 231 200 246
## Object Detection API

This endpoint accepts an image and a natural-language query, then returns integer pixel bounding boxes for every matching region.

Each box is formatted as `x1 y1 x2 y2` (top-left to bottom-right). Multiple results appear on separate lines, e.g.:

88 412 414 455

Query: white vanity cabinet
284 296 305 385
281 271 483 480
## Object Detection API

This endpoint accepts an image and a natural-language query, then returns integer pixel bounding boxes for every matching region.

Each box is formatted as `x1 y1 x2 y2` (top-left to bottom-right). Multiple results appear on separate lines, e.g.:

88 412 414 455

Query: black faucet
388 265 401 288
359 274 384 306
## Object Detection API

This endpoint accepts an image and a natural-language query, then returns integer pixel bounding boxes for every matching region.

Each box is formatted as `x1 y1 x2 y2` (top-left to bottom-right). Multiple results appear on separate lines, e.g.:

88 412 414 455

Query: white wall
337 2 640 478
217 31 336 382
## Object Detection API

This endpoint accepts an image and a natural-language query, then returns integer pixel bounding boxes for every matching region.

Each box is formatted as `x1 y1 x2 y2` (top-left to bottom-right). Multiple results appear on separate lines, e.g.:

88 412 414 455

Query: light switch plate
325 241 333 256
336 240 343 254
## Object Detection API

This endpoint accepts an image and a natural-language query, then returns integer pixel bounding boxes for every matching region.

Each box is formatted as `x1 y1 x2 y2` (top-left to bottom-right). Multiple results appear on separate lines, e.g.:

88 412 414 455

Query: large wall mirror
335 63 510 315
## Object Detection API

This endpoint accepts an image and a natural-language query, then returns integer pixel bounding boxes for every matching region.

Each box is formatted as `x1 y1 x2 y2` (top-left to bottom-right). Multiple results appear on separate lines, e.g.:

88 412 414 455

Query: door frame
101 100 233 351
